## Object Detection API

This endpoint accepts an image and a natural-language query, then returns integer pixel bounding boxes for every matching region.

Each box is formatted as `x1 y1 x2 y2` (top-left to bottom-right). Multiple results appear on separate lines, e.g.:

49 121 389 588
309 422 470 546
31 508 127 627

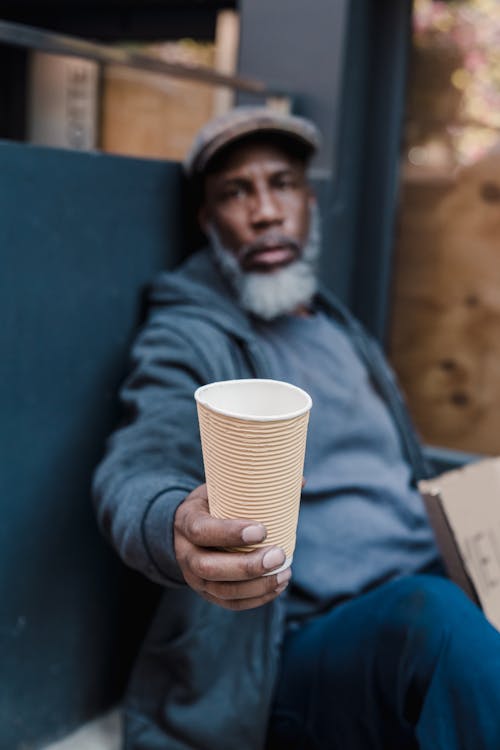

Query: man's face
199 141 313 273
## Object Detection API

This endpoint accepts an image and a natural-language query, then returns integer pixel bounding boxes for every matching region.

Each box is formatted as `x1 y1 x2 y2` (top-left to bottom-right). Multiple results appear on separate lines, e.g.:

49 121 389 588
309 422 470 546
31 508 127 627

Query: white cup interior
195 379 312 421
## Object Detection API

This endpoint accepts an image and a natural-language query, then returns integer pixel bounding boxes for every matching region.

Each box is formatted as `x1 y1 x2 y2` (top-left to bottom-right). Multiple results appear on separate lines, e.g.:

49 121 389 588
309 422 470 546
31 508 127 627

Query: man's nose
250 187 283 228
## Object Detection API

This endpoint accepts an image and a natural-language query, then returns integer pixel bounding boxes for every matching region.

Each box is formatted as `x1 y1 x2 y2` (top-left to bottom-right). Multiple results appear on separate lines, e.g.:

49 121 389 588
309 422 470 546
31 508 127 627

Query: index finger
180 497 267 549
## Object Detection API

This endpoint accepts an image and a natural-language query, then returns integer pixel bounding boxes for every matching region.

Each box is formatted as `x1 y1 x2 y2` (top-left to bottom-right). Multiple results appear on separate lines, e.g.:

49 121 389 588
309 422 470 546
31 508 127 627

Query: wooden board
389 152 500 454
101 41 216 161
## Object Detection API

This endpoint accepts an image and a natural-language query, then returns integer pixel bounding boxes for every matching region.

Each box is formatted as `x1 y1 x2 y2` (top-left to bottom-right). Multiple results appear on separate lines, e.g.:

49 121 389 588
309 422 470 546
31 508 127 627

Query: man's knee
376 574 476 645
389 574 473 619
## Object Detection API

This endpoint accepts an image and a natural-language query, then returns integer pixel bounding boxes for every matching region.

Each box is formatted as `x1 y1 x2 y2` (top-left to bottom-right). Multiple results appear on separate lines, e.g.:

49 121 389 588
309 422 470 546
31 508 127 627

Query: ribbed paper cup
194 379 312 573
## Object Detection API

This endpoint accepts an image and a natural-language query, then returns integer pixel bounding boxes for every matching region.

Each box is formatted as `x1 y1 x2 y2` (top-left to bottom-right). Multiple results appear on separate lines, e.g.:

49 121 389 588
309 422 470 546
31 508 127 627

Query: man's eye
220 186 246 201
275 177 297 190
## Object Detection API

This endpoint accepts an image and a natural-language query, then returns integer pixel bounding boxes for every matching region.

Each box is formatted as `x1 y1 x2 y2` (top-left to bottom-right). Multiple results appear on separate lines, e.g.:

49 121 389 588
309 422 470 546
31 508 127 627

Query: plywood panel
389 152 500 454
101 42 216 161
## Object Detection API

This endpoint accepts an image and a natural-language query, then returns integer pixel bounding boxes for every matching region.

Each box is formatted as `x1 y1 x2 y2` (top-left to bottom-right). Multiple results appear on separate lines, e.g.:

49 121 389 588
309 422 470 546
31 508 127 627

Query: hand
174 483 292 611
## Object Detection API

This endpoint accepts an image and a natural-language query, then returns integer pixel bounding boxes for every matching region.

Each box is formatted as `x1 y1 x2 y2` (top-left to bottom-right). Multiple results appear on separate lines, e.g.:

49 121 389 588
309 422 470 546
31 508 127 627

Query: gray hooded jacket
93 248 430 750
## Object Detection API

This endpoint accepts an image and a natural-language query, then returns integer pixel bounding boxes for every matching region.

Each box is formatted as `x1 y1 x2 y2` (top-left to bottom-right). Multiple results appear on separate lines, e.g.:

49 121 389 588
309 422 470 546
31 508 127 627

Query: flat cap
183 106 321 178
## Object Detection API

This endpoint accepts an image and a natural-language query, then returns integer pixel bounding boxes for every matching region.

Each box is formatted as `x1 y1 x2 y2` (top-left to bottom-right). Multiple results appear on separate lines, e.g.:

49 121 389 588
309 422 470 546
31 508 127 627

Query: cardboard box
419 458 500 630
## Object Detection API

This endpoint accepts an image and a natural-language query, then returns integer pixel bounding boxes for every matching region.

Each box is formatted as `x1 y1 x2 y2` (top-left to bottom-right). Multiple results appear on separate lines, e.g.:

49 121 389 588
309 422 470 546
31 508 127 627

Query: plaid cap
183 106 321 178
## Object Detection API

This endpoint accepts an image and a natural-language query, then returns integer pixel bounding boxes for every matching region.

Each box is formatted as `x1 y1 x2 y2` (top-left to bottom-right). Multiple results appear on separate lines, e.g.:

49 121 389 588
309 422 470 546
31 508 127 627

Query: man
93 107 500 750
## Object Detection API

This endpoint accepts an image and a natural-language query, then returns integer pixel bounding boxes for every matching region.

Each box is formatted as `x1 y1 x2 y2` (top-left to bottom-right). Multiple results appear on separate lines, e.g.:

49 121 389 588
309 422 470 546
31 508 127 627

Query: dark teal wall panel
0 141 184 748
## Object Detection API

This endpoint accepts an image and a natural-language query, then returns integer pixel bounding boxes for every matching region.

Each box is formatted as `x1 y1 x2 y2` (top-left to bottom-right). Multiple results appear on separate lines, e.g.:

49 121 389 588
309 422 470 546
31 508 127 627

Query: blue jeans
266 575 500 749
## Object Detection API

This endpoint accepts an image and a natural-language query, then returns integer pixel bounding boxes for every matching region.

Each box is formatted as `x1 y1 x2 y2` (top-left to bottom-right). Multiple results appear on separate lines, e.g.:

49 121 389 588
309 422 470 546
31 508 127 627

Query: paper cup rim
194 379 312 421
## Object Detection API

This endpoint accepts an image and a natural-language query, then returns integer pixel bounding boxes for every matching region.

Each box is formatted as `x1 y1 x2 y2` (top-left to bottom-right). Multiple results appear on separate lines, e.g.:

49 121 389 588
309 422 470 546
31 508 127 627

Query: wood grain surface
389 151 500 455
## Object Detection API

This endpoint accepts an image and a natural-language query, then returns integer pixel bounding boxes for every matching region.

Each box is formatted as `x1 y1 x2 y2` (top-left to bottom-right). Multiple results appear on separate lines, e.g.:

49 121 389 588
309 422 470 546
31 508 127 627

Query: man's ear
308 186 317 209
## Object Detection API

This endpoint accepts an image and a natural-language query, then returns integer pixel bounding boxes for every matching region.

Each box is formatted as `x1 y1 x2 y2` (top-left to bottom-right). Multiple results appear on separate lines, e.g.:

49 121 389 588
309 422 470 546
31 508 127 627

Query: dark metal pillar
237 0 413 342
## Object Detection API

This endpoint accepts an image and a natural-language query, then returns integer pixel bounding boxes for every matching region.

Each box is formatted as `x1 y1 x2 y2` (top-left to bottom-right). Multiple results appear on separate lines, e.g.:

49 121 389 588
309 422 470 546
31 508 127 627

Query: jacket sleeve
92 311 217 588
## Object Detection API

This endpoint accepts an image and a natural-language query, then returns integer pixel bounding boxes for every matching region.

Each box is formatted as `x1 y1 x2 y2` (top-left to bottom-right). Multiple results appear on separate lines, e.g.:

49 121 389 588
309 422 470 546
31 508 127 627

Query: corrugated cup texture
195 380 311 560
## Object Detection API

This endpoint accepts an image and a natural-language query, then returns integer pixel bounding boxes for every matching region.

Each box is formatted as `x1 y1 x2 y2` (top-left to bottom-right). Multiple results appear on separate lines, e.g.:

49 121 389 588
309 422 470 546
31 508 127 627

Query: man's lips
240 244 299 272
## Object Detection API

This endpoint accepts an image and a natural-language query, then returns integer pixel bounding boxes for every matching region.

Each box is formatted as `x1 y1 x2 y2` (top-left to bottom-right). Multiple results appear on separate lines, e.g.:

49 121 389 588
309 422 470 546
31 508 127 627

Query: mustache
237 234 302 262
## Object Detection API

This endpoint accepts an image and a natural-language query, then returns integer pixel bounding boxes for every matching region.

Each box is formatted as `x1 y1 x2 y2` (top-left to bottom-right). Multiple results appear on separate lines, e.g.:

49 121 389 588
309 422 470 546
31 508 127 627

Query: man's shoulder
147 249 227 313
316 287 361 333
152 247 215 292
146 248 252 339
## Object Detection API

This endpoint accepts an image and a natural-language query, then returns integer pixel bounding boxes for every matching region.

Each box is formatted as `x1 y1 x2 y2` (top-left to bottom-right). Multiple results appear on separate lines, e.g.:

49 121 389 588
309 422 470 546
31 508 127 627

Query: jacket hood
148 248 255 340
147 247 353 340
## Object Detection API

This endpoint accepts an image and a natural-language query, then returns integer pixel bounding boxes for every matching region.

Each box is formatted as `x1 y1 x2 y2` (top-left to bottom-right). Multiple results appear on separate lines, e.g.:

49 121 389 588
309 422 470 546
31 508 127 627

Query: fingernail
241 524 266 543
275 581 289 594
263 548 286 570
276 568 292 585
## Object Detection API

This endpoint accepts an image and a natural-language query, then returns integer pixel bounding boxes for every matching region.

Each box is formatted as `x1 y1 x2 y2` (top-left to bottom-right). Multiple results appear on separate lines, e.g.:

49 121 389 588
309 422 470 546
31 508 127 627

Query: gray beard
208 205 321 321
